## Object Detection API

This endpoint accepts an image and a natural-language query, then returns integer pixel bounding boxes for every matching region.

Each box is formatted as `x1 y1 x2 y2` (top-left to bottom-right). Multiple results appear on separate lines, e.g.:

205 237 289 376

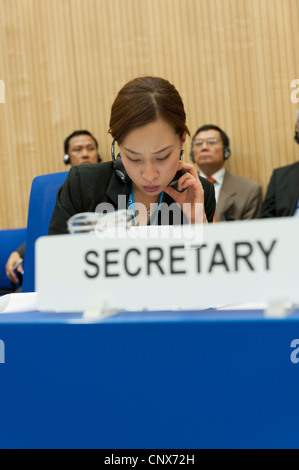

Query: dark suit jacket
48 161 216 234
16 241 26 259
216 171 262 221
260 161 299 218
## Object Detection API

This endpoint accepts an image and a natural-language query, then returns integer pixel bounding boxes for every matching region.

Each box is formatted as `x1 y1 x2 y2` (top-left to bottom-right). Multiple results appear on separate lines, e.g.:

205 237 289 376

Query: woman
48 76 215 234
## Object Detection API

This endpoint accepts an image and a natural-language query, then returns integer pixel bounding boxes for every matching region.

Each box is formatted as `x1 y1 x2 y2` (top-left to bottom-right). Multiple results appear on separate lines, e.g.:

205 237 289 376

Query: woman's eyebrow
123 145 173 155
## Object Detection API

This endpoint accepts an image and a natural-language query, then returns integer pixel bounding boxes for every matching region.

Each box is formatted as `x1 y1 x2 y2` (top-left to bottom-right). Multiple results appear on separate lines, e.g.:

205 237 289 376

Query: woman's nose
142 163 158 181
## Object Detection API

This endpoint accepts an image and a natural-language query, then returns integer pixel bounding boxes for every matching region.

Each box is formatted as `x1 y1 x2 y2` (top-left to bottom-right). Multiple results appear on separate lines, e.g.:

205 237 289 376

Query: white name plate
36 218 299 312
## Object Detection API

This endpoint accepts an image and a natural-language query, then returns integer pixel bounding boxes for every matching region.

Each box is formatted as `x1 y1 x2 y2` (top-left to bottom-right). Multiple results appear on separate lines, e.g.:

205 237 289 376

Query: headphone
63 130 102 165
223 146 231 160
111 140 185 184
111 140 131 183
189 125 231 162
294 126 299 144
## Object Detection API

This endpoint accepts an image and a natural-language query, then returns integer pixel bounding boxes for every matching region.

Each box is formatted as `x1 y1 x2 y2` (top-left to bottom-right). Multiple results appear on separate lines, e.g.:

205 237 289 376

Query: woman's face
119 118 185 198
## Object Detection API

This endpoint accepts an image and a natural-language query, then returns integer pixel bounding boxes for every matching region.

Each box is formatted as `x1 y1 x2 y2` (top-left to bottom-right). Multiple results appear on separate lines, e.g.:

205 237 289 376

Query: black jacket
260 161 299 218
48 161 216 234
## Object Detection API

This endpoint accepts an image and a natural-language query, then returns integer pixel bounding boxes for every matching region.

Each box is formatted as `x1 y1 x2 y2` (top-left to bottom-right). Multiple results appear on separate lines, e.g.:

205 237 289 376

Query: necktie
206 177 216 222
206 176 216 184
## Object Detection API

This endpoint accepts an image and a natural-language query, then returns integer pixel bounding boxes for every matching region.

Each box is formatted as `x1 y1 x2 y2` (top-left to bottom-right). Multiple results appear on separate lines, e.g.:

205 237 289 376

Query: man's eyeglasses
193 138 219 147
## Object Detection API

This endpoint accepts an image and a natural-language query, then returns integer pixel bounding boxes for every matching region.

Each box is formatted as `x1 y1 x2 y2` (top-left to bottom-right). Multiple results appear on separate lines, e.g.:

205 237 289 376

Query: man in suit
5 129 102 286
190 124 262 221
260 111 299 218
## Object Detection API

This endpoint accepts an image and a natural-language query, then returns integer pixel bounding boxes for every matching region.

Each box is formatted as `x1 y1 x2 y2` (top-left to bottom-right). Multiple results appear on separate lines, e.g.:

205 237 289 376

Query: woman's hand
163 161 207 224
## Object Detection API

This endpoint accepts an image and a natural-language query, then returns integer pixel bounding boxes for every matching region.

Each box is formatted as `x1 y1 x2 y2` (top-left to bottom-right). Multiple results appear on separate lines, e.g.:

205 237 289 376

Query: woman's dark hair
109 76 190 143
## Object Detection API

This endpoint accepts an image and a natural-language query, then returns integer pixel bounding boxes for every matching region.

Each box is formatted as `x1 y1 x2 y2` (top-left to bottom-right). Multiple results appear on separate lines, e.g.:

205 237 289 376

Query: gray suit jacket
216 171 262 221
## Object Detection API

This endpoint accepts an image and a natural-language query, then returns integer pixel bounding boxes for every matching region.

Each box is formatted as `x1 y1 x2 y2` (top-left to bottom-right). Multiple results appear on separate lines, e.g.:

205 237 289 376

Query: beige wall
0 0 298 229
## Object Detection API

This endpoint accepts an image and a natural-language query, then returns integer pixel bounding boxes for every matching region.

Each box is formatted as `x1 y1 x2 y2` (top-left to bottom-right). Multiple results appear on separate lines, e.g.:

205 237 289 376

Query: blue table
0 308 299 449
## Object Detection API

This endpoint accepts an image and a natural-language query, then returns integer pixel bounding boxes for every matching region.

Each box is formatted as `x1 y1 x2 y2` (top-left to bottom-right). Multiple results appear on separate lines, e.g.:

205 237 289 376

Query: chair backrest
22 171 68 292
0 228 27 295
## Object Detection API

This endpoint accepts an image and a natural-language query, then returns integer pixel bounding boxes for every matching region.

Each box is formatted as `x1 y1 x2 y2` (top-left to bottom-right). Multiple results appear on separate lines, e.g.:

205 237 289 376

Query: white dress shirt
199 167 226 204
294 196 299 217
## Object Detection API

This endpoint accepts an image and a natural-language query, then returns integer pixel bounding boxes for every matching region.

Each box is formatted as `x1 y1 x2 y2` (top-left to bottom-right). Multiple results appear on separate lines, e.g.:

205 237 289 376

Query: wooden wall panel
0 0 81 229
0 0 298 229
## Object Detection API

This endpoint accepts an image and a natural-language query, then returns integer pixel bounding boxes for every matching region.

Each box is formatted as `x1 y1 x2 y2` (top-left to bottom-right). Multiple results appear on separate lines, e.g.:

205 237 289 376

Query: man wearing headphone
260 110 299 218
63 129 102 166
5 129 102 287
190 124 262 221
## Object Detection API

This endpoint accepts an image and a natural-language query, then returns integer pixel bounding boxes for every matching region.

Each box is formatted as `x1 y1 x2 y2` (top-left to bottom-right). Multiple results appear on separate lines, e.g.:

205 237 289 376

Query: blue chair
0 228 27 295
22 172 68 292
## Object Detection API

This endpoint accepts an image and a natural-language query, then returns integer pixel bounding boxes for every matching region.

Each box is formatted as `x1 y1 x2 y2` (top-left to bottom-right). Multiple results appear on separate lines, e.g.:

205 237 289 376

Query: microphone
295 109 299 144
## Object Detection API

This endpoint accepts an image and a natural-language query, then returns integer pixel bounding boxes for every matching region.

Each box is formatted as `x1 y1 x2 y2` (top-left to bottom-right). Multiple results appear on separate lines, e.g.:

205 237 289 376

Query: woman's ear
181 132 187 145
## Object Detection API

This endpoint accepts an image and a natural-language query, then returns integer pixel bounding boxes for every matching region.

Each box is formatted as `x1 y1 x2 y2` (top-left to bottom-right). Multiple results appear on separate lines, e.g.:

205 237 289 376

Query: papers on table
0 292 38 313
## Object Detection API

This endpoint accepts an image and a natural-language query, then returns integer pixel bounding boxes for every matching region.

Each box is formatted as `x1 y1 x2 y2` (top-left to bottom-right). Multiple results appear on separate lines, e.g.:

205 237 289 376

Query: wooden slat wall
0 0 298 229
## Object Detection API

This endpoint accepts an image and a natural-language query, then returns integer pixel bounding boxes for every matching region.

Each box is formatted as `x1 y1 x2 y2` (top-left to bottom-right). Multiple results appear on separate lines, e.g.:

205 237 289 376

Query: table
0 308 299 449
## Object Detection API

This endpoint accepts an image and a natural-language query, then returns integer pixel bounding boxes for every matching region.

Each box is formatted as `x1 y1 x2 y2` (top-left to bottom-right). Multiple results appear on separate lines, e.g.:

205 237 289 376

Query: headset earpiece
223 147 231 160
113 153 130 183
111 141 130 183
294 129 299 144
63 154 70 165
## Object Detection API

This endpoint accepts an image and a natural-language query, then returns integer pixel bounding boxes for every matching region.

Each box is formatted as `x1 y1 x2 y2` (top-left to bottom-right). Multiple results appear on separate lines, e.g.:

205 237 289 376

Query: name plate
36 218 299 311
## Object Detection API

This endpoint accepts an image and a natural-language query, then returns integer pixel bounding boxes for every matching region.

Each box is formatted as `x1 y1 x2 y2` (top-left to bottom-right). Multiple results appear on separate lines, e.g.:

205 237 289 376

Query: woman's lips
143 185 160 193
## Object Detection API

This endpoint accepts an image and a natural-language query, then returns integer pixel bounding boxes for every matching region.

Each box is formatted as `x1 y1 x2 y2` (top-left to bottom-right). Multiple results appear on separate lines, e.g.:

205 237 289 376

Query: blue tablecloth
0 308 299 449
